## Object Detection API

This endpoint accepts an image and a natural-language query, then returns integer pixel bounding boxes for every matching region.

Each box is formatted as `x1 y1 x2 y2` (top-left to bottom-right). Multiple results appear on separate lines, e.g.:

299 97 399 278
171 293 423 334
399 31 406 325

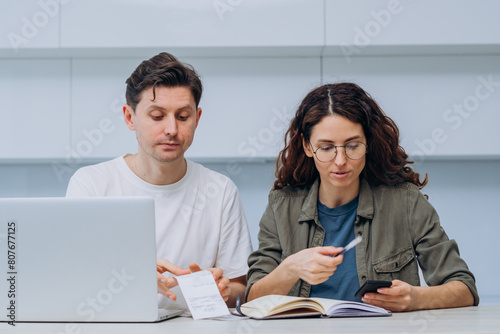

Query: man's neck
124 153 187 186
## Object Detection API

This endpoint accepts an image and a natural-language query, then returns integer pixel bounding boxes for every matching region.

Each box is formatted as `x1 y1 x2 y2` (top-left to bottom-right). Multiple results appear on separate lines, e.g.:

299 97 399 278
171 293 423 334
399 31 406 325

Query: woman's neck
318 178 360 208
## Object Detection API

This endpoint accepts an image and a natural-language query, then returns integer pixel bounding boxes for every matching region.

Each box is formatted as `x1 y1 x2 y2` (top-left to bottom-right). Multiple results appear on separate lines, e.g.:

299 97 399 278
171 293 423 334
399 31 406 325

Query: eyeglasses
311 142 367 162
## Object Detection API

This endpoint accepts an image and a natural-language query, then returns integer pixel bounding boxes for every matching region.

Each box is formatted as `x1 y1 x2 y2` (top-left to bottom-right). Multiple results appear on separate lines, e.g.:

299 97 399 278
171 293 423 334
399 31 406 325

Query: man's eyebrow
146 104 167 112
175 105 195 112
145 104 194 112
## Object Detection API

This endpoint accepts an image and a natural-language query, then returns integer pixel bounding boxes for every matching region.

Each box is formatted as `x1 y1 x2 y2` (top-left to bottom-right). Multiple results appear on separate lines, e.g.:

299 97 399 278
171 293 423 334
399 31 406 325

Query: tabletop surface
2 305 499 334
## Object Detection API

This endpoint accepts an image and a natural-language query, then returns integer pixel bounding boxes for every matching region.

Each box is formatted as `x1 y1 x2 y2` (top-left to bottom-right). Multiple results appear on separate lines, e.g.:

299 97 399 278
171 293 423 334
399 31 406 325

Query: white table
3 306 499 334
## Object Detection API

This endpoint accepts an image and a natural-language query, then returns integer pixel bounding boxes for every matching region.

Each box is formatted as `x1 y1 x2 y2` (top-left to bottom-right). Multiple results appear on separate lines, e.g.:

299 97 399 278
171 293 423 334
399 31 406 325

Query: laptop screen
0 197 159 322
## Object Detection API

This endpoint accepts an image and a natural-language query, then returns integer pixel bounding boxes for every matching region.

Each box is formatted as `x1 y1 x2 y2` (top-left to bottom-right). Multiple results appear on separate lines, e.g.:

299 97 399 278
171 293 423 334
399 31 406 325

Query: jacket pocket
372 247 415 281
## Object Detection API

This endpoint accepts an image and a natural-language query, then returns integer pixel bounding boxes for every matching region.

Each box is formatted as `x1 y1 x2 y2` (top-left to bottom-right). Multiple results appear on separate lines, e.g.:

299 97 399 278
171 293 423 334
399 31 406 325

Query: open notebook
238 295 391 319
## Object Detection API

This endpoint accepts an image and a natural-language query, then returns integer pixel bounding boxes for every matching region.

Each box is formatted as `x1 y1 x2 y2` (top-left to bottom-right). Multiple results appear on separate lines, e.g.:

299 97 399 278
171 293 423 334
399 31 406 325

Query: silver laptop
0 197 182 323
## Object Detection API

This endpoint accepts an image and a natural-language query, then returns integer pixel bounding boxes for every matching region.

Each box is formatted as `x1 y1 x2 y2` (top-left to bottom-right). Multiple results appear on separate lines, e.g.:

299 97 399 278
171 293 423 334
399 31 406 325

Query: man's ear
123 104 135 131
302 134 313 158
195 107 202 128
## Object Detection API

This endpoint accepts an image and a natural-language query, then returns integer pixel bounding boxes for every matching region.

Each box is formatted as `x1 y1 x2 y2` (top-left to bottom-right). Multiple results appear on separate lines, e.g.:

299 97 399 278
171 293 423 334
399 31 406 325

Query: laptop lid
0 196 168 323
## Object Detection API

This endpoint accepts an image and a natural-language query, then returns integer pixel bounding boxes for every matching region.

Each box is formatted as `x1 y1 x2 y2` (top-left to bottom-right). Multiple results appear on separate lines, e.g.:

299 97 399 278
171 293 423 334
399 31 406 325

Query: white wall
1 0 499 303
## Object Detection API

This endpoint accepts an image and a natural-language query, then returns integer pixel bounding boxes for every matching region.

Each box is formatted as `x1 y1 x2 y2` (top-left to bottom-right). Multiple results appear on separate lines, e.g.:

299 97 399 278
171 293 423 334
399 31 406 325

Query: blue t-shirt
309 196 361 302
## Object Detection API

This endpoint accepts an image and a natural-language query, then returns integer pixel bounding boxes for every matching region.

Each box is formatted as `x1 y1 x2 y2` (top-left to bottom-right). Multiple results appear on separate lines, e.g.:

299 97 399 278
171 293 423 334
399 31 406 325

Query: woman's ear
302 134 314 158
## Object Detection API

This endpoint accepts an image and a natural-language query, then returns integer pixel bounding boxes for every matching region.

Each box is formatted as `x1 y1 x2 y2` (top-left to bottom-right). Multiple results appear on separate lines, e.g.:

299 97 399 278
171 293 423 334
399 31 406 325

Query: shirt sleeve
408 186 480 306
245 192 284 300
214 179 253 280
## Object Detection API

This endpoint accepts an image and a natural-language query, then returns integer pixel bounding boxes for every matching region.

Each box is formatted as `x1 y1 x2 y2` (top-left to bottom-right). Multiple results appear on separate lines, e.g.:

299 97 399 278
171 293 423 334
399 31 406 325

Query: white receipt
176 270 230 320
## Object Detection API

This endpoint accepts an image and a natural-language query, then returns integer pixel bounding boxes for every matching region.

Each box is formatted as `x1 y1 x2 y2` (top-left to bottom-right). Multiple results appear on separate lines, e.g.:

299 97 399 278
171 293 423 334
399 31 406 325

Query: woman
246 83 478 311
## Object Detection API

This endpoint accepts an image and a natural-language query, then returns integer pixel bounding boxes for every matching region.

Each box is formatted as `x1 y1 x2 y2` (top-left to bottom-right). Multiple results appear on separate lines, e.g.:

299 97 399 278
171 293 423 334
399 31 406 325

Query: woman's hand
362 280 474 312
247 246 344 301
282 246 344 285
361 280 417 311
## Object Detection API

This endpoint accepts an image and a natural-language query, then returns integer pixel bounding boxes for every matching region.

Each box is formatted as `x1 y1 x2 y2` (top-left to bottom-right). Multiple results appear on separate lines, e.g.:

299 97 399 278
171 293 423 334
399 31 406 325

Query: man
66 52 252 309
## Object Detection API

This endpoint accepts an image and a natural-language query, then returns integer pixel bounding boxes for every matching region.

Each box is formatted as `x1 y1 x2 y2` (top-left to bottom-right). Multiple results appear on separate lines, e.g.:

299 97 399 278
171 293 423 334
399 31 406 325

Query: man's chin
154 152 184 163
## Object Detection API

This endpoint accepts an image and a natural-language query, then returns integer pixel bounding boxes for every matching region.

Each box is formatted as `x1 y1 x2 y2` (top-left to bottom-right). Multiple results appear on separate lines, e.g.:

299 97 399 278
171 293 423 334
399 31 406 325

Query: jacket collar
357 178 374 220
297 178 374 224
297 179 318 223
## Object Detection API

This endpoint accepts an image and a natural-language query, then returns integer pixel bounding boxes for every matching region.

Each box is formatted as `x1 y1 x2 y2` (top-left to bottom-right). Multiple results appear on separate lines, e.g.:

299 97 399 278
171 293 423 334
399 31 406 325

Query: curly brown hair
274 82 428 190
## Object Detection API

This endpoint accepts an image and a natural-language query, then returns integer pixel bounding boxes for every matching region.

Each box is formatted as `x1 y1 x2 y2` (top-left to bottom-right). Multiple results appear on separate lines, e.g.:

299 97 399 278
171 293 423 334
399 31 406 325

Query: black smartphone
354 280 392 299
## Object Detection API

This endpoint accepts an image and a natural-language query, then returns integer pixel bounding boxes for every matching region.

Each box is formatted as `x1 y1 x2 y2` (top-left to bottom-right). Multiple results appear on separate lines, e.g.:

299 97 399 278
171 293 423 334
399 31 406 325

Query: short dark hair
125 52 203 110
274 82 428 190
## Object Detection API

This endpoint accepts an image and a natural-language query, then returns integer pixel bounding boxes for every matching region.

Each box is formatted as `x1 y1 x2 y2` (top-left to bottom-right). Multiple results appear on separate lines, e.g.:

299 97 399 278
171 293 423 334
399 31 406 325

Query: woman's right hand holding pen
281 246 344 285
248 246 344 301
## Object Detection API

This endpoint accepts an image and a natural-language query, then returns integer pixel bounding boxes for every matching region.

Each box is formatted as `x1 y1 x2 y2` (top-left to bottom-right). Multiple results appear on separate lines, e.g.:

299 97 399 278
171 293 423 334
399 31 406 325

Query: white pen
334 235 362 257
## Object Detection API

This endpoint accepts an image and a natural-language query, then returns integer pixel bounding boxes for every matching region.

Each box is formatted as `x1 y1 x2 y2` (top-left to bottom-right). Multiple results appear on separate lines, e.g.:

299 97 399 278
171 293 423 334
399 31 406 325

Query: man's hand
156 258 191 300
188 263 231 302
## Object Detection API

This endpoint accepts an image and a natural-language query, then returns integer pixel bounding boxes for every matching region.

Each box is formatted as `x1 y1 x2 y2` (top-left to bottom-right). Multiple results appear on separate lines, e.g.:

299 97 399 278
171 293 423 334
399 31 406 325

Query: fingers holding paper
156 258 191 300
189 263 231 302
156 272 178 300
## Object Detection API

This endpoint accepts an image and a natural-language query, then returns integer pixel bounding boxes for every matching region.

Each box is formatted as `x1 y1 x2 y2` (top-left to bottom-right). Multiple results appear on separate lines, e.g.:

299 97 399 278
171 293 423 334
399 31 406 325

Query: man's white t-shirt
66 156 252 309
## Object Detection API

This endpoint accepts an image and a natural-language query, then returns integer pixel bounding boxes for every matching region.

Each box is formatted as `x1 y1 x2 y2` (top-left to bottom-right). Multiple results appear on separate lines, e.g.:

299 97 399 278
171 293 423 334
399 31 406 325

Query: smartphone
354 280 392 299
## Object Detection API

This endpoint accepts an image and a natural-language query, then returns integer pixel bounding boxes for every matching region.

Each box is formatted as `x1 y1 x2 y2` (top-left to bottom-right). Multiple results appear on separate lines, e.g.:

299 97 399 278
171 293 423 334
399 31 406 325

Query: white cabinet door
61 0 323 48
70 58 141 160
0 59 71 160
185 57 320 159
323 55 500 158
325 0 500 56
0 0 60 52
